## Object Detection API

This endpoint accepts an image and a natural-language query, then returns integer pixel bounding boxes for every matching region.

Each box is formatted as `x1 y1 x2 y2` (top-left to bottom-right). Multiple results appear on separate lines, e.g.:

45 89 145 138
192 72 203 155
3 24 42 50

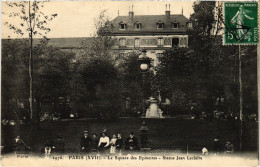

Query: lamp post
137 49 163 118
137 49 152 116
140 120 149 150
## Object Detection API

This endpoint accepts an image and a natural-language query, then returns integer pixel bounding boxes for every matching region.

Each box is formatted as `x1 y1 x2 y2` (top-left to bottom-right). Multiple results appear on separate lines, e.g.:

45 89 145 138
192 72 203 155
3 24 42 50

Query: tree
1 39 29 119
80 57 122 119
2 39 76 118
156 1 257 117
189 4 257 152
34 45 75 117
69 10 123 120
155 47 196 113
3 1 58 120
81 10 116 62
117 51 144 115
3 2 57 152
190 1 223 36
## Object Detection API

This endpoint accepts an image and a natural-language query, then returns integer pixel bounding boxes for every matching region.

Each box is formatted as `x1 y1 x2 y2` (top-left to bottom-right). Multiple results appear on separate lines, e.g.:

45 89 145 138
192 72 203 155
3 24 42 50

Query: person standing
80 131 92 152
125 132 138 150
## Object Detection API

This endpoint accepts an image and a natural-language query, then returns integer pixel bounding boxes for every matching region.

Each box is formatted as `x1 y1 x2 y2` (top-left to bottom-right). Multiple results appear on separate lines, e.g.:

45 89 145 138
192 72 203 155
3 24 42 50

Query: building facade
110 7 192 66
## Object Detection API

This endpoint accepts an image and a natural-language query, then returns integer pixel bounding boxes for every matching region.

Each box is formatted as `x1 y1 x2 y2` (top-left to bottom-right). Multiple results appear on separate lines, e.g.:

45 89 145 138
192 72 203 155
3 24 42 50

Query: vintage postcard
1 1 259 167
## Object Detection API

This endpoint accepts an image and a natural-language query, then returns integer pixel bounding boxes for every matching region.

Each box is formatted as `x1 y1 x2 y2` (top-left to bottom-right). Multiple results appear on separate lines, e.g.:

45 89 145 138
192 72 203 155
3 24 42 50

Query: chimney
129 5 134 22
165 4 170 22
129 11 134 22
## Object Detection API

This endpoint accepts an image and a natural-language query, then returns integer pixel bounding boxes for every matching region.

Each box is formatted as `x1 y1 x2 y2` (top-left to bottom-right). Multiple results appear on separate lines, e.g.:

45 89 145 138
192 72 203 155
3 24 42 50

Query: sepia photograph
1 1 259 167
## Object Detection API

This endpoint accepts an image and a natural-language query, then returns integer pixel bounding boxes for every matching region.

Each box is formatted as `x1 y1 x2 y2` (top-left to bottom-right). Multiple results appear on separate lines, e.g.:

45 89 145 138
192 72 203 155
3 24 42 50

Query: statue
145 97 163 118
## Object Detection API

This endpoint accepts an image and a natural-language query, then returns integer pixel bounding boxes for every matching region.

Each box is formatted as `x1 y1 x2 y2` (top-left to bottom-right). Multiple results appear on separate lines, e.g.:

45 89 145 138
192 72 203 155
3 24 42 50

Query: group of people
80 130 138 154
202 137 235 155
12 133 235 156
11 130 139 156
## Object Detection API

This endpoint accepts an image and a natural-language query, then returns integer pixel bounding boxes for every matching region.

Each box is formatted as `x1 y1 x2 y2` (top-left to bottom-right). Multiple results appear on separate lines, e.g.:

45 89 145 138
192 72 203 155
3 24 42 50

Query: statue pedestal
145 97 164 118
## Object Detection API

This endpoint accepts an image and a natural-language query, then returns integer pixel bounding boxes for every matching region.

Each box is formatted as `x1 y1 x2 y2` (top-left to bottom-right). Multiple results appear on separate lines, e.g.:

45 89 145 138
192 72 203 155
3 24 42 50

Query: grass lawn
1 118 258 153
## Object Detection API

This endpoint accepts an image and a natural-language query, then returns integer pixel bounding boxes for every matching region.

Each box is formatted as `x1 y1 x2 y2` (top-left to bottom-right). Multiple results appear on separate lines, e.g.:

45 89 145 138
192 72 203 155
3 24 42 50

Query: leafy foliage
155 2 257 115
190 1 223 36
3 1 57 38
68 11 124 119
117 52 144 114
1 39 76 119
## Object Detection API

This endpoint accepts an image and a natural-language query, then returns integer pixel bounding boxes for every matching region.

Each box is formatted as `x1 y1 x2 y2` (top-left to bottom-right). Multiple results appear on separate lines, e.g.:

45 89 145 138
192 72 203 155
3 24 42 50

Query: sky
1 1 195 38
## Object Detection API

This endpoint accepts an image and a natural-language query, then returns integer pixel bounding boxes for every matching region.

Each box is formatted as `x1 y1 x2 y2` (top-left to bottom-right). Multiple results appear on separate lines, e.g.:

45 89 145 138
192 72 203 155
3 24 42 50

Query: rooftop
111 13 189 35
2 38 91 49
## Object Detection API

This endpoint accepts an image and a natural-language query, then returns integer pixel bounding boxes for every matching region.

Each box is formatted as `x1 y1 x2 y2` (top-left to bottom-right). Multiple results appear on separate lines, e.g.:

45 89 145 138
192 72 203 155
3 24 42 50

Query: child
202 147 208 155
110 135 117 154
44 140 53 157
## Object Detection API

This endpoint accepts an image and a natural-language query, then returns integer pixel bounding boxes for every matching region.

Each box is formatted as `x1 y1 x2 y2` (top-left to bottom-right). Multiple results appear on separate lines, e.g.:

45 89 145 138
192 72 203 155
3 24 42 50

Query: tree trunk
238 45 243 151
29 1 34 120
28 1 38 153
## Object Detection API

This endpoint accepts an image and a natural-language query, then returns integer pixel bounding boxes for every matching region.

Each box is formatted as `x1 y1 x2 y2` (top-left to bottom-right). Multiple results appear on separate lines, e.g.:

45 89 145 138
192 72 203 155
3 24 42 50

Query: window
119 53 126 57
187 22 192 28
134 38 140 47
172 38 179 47
135 23 141 30
157 22 164 29
134 21 141 30
172 22 179 29
180 38 188 46
157 38 164 47
119 23 126 30
119 38 126 47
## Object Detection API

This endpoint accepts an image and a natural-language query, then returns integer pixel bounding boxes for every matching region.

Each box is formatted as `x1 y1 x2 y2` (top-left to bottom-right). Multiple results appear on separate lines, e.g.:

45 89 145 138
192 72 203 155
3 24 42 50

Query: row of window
120 23 142 30
119 22 180 30
157 22 179 29
119 38 180 47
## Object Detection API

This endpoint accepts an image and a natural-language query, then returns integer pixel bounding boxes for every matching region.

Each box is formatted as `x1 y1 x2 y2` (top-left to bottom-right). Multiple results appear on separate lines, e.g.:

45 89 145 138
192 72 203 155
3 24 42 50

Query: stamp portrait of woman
231 4 254 41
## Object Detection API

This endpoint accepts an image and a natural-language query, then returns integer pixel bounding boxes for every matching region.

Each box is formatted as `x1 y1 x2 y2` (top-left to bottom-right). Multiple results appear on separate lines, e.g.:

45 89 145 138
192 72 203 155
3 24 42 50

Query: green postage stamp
224 2 258 45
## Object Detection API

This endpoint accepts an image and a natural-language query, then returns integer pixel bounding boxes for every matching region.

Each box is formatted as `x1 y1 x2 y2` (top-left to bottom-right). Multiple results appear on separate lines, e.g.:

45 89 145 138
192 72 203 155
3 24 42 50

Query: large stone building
110 6 192 66
2 6 192 65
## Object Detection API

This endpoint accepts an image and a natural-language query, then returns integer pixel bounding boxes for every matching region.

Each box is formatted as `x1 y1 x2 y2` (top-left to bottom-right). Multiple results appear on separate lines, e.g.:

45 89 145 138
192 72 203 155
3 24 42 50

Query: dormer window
120 24 126 30
187 21 192 28
134 22 141 30
119 22 126 30
157 21 164 29
172 22 179 29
